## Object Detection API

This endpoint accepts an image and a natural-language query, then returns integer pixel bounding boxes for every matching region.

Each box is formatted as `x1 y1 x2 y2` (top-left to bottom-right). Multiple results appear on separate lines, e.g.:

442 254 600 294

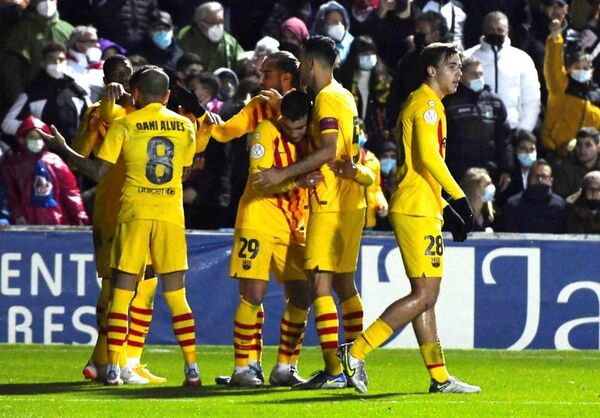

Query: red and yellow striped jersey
211 97 277 143
235 119 307 243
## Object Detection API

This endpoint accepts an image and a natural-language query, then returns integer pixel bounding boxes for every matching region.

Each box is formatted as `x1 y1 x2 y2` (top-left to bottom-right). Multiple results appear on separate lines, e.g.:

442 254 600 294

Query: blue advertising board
1 229 598 350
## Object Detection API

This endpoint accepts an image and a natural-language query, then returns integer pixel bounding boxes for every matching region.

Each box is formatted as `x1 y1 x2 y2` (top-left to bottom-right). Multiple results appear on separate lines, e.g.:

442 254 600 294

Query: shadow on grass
0 381 89 395
258 391 426 404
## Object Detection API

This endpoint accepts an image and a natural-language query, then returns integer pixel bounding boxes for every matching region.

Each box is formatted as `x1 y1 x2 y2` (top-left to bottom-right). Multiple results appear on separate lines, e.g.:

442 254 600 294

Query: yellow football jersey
236 119 307 243
97 103 196 227
309 80 365 213
211 97 277 143
73 100 130 227
389 83 465 219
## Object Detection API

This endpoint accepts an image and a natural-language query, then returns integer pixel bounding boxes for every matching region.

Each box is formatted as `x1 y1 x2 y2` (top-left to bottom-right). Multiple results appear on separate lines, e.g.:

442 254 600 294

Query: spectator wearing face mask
443 55 513 188
214 68 239 102
337 35 391 155
553 127 600 198
132 10 182 74
500 159 566 233
177 2 247 75
1 115 88 225
543 17 600 158
66 25 104 102
1 0 73 107
464 11 541 132
2 42 90 145
375 140 397 230
496 129 538 207
566 170 600 233
387 11 449 125
312 1 354 64
459 167 497 232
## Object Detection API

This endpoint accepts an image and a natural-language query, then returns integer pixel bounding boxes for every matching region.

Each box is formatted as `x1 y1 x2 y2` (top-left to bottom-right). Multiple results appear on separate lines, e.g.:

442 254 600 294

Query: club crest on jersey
424 109 438 125
242 260 252 270
250 143 265 159
431 256 441 268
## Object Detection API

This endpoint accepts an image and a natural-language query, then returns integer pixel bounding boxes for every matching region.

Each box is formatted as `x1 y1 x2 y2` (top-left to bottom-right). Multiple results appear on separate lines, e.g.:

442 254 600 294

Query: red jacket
1 151 88 225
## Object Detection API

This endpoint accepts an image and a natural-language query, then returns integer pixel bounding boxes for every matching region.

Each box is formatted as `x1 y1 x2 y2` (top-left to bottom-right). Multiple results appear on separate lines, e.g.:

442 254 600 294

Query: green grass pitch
0 345 598 417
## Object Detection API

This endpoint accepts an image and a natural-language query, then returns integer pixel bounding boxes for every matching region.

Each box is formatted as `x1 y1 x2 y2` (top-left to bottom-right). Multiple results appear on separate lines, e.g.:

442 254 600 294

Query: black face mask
484 33 505 48
588 199 600 210
414 33 427 50
525 184 552 200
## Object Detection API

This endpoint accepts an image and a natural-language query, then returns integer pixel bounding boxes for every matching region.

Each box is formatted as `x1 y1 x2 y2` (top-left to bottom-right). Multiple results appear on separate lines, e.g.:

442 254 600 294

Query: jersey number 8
146 136 174 185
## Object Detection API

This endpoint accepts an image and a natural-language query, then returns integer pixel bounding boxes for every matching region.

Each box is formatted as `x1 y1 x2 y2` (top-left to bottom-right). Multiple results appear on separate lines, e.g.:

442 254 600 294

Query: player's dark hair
129 65 159 91
138 67 170 99
267 50 300 88
302 35 338 69
420 42 460 79
281 90 312 122
103 54 129 76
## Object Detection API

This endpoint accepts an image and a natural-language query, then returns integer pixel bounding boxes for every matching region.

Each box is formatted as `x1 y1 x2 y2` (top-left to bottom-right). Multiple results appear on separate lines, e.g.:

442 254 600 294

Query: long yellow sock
164 288 196 365
233 298 261 368
107 288 134 364
90 278 110 365
314 296 341 375
277 302 308 365
247 304 264 366
126 277 158 362
350 318 393 361
341 294 363 343
420 341 449 383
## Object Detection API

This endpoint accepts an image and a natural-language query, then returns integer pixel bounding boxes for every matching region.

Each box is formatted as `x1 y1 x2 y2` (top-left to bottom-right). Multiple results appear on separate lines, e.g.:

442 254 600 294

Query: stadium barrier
1 228 598 350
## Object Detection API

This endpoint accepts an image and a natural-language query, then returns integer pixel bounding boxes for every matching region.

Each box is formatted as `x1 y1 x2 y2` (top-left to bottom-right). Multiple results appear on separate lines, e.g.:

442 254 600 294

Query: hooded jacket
312 1 354 63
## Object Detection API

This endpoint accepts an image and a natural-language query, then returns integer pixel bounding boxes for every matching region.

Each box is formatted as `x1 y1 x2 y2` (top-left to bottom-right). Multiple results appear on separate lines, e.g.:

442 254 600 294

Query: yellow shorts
230 228 306 283
110 219 187 275
304 209 365 273
93 221 117 278
390 213 444 278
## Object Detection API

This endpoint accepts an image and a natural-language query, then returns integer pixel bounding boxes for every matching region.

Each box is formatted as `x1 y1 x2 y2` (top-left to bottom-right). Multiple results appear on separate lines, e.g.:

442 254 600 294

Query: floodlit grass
0 345 598 417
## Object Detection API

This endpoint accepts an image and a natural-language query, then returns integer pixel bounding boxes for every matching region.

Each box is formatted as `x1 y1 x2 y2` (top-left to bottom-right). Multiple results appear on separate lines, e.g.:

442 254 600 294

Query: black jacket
443 83 513 181
132 36 183 73
500 187 567 233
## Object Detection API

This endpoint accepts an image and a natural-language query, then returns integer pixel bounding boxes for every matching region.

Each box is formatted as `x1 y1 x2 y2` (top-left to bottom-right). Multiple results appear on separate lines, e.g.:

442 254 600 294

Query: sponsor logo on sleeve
424 109 438 125
250 143 265 159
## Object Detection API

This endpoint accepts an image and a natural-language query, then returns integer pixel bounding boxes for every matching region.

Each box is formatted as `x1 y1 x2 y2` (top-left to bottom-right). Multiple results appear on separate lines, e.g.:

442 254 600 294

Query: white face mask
358 54 377 71
205 24 224 43
570 69 593 83
27 138 45 153
85 47 102 63
36 0 57 18
482 184 496 203
326 23 346 42
46 62 67 79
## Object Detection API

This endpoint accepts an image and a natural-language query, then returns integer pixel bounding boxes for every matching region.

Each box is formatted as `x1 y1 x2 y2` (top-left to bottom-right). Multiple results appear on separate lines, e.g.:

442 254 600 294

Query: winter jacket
464 36 541 131
552 152 600 198
2 71 89 144
131 35 183 73
312 1 354 63
91 0 158 51
443 83 513 181
542 34 600 156
566 189 600 233
500 187 566 233
1 150 88 225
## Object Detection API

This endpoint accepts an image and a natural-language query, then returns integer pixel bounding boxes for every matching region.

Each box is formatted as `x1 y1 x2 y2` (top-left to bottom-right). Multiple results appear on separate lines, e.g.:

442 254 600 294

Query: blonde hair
460 167 495 223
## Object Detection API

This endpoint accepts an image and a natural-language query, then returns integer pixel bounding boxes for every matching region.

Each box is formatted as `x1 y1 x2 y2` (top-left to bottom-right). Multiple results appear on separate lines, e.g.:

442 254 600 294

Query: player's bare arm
38 125 113 183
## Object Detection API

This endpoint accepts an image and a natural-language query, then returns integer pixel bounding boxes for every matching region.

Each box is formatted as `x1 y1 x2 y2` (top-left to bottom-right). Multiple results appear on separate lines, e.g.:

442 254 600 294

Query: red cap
16 116 51 138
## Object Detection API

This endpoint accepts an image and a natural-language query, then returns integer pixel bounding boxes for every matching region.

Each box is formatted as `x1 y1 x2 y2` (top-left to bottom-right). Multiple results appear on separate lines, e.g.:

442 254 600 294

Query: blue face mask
358 132 367 149
152 30 173 50
380 158 397 175
570 69 593 84
517 151 537 168
468 77 485 93
482 184 496 203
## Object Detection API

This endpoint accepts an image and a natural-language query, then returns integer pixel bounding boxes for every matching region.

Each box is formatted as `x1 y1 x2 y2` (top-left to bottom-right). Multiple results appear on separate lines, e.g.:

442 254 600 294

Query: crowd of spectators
2 0 600 234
